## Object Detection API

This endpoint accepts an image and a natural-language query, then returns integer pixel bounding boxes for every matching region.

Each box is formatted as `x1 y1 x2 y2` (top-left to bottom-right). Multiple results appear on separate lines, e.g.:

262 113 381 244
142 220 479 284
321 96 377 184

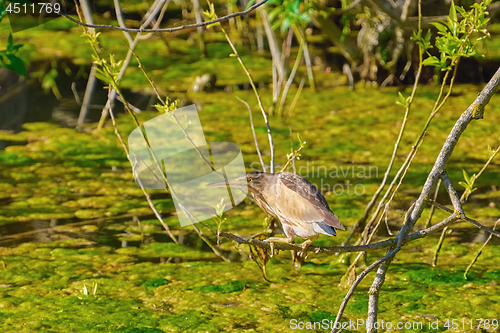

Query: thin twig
343 9 425 245
354 13 479 247
339 63 500 330
192 223 231 262
287 76 305 117
288 126 297 174
432 226 450 266
277 28 304 116
97 0 168 129
211 3 275 173
132 156 178 243
293 25 315 92
464 219 500 279
424 178 441 228
83 22 235 261
218 213 461 254
132 49 217 173
333 0 364 15
426 200 500 239
59 0 269 33
462 216 500 239
280 144 305 172
432 144 498 262
440 171 465 216
359 60 459 246
106 93 178 243
460 144 500 203
236 96 266 172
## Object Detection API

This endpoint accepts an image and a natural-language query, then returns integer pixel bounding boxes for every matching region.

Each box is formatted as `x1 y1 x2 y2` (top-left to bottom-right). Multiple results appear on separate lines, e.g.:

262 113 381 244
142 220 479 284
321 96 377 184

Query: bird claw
263 237 293 257
298 241 311 257
298 236 318 258
269 241 275 257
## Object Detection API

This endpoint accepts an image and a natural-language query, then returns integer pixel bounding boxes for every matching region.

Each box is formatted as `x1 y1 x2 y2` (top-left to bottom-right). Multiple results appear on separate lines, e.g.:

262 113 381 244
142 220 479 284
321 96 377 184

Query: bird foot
269 241 275 257
264 237 293 257
298 240 312 257
298 235 319 257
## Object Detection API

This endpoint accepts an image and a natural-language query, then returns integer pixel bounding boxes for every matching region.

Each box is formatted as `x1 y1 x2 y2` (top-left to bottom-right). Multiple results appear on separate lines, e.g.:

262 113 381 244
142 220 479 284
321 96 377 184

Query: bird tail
313 222 337 236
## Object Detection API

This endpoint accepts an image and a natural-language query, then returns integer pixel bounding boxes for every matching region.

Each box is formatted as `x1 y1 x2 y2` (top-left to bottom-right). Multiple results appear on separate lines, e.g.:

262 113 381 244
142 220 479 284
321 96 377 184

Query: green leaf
423 30 432 50
422 55 441 67
94 72 110 84
458 181 468 188
297 133 304 144
5 54 26 77
0 0 6 23
298 12 311 22
281 17 291 33
448 1 457 35
268 7 281 23
289 0 300 15
94 68 111 84
271 19 281 31
245 0 255 10
396 91 408 107
431 22 448 34
455 6 466 16
471 173 477 183
462 169 470 185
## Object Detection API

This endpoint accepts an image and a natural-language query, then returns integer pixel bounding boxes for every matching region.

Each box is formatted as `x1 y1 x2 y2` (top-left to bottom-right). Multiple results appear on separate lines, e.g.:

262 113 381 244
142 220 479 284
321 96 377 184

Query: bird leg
264 236 293 257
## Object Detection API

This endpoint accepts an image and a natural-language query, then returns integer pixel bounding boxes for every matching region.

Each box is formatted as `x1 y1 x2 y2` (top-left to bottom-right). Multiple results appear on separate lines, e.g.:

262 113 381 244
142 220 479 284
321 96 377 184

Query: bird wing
277 173 345 230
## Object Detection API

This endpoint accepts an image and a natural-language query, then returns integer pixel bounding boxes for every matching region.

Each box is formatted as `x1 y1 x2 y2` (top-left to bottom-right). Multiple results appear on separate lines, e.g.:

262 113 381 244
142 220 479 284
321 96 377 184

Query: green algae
0 79 499 332
1 235 499 332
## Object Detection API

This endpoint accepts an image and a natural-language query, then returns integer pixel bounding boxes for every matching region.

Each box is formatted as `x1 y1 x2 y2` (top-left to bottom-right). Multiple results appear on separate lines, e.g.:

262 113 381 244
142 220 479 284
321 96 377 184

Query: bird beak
206 176 247 189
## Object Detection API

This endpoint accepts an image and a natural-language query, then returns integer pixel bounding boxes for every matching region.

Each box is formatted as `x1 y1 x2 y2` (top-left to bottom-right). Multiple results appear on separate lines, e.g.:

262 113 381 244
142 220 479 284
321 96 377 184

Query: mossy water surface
1 82 499 332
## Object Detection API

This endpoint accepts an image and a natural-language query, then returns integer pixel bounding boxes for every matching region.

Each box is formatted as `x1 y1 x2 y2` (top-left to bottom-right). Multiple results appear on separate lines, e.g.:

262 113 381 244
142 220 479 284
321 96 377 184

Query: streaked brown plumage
210 172 344 250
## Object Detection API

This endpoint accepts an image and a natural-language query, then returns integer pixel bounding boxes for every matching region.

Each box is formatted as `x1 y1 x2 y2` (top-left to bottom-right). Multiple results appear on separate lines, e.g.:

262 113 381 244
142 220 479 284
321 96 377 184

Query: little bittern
210 172 344 256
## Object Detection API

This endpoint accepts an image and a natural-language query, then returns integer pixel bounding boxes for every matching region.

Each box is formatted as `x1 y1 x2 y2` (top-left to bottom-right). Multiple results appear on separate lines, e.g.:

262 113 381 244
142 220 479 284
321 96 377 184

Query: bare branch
406 67 500 230
424 178 441 228
213 5 275 173
59 0 269 33
464 219 500 278
367 253 394 333
331 246 396 333
462 216 500 239
218 212 461 255
330 213 458 333
460 144 500 203
440 171 465 217
426 200 500 239
341 66 500 330
132 157 178 243
105 93 178 243
236 97 266 172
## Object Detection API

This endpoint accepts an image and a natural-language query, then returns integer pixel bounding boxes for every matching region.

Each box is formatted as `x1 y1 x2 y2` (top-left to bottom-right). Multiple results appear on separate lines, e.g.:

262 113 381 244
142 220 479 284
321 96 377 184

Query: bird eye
247 177 252 182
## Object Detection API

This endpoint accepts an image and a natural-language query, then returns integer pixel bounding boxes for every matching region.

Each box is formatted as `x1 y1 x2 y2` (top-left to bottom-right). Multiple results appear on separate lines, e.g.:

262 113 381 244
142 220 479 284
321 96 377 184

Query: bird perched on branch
210 172 344 258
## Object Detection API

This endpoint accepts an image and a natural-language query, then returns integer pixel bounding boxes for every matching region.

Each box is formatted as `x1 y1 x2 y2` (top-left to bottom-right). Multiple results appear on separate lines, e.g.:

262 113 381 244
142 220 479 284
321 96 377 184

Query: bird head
207 172 271 194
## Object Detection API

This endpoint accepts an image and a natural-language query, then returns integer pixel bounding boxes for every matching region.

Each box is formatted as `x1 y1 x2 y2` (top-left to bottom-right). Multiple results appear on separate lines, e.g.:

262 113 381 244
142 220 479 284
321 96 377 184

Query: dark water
0 212 234 257
0 62 158 149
